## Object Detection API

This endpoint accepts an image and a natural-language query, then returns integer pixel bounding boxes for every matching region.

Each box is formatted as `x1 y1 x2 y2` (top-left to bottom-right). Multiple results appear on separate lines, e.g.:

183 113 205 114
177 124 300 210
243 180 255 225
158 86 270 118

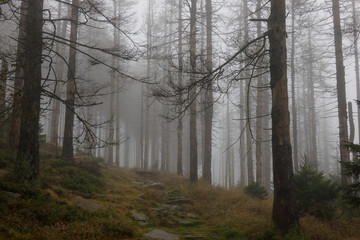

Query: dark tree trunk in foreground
15 0 44 182
269 0 298 234
203 0 213 183
331 0 351 185
62 0 79 161
189 0 198 183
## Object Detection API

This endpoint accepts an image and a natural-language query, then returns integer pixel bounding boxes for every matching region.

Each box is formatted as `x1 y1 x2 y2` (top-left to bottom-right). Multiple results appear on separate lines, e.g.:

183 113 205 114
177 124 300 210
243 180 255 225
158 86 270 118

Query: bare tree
62 0 79 161
189 0 198 182
269 0 298 234
203 0 213 184
331 0 350 185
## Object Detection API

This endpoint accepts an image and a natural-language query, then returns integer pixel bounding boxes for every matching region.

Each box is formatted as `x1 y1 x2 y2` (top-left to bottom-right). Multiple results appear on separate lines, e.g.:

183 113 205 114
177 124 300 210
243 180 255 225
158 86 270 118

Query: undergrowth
0 145 360 239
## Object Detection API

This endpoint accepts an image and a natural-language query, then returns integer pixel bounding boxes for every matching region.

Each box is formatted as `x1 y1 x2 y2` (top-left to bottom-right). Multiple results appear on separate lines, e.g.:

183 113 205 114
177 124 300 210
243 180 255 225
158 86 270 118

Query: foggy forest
1 0 360 239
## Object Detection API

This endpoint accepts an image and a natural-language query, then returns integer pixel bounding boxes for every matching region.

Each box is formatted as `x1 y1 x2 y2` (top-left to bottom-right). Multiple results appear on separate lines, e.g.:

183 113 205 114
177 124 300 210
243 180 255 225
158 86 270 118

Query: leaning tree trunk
331 0 351 185
269 0 298 235
15 0 44 182
189 0 198 183
62 0 79 161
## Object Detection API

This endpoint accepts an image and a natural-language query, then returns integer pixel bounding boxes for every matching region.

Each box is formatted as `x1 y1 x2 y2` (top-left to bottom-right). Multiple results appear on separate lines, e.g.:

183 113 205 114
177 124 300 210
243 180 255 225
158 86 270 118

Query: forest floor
0 143 360 240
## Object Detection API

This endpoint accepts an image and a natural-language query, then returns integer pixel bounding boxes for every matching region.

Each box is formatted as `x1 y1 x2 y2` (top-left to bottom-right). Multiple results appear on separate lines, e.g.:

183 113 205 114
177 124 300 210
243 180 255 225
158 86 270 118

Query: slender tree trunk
255 0 263 185
10 0 28 149
189 0 198 183
203 0 213 184
144 0 153 170
352 0 360 142
49 1 68 146
177 0 183 176
290 0 298 172
62 0 79 161
348 102 355 143
332 0 351 185
243 0 253 185
309 32 318 168
269 0 298 234
15 0 44 182
226 98 231 189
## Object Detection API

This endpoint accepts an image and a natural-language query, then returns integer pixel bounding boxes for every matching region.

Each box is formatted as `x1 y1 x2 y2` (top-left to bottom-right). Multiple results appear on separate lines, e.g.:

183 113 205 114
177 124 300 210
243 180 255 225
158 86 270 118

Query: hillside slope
0 145 360 239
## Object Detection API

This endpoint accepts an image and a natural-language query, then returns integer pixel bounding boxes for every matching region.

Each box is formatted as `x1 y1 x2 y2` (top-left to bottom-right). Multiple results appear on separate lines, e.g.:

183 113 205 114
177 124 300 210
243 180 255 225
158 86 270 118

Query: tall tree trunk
308 27 317 168
269 0 298 234
352 0 360 142
15 0 44 182
10 0 28 149
189 0 198 183
243 0 253 185
226 98 231 189
290 0 298 172
255 0 263 185
177 0 183 176
203 0 213 184
144 0 153 170
331 0 350 185
62 0 79 161
49 1 68 146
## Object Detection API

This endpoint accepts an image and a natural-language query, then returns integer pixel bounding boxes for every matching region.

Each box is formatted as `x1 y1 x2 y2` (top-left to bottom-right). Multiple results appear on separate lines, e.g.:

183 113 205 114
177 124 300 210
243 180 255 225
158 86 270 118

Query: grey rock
74 198 106 212
143 229 179 240
133 211 149 225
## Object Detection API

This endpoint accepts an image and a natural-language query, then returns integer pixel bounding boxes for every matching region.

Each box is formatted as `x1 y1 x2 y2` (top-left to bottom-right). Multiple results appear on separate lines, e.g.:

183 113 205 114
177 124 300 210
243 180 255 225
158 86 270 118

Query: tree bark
15 0 44 182
269 0 298 234
9 0 28 149
62 0 79 161
352 0 360 143
255 0 263 185
203 0 213 184
177 0 183 176
331 0 351 185
189 0 198 183
290 0 298 172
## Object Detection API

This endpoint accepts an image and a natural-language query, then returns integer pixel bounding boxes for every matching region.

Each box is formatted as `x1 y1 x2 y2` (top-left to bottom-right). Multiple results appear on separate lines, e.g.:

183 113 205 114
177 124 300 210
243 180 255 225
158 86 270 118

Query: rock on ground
143 229 179 240
73 198 106 212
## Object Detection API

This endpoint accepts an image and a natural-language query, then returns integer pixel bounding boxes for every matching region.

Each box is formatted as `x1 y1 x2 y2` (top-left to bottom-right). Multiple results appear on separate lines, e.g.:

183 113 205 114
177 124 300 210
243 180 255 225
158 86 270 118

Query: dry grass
1 148 360 239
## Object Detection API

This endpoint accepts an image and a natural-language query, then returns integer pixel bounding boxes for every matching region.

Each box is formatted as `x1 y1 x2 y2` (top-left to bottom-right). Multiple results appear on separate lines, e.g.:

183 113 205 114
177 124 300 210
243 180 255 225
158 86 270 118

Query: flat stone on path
133 212 149 225
143 229 179 240
74 198 106 212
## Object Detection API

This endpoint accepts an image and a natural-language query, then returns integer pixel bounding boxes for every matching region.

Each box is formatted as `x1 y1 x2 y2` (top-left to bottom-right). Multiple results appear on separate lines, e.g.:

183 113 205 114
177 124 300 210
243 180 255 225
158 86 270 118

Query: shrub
342 142 360 208
294 163 340 219
244 182 268 200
